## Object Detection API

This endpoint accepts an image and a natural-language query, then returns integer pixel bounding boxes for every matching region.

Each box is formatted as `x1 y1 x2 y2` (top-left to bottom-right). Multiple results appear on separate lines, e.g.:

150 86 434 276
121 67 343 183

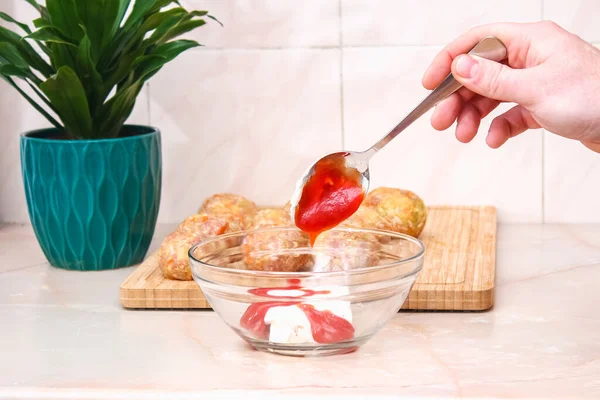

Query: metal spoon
290 36 507 223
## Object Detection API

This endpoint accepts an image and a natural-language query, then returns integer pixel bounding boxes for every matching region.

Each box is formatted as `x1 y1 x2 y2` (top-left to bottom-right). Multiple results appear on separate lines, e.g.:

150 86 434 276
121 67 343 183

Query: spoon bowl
290 152 370 222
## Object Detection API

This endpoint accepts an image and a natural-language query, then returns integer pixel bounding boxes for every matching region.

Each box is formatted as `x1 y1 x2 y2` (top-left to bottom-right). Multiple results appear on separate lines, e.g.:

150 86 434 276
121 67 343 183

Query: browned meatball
242 208 310 272
363 187 427 238
198 193 258 230
252 208 291 228
159 214 230 280
340 205 393 231
177 213 235 235
312 229 381 272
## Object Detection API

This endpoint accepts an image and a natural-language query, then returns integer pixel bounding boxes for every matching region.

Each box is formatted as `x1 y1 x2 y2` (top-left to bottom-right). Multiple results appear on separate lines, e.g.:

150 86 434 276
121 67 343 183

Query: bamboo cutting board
120 206 496 311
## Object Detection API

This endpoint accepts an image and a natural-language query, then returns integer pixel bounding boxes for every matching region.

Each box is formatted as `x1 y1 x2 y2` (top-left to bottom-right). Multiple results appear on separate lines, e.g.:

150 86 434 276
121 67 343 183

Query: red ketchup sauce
294 154 365 245
248 287 331 298
240 286 355 344
298 304 355 344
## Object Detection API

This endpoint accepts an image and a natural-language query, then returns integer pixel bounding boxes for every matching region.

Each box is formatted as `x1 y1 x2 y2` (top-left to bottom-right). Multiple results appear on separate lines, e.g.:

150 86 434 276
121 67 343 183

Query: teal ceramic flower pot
20 125 162 271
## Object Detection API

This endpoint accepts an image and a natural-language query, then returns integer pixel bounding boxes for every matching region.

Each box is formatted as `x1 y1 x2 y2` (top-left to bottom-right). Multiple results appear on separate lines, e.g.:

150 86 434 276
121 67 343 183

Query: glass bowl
189 227 425 357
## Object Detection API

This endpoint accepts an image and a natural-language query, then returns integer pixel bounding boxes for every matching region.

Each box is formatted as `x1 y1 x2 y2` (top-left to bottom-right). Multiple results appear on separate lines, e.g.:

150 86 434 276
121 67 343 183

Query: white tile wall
1 0 600 223
544 134 600 223
149 49 342 222
181 0 340 48
543 0 600 43
341 0 541 46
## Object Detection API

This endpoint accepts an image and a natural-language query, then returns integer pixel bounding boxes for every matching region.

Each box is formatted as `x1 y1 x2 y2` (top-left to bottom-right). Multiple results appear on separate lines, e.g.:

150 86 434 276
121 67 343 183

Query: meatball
242 208 310 272
159 214 230 280
198 193 258 230
340 205 393 231
312 229 381 272
363 187 427 238
252 208 291 228
282 201 292 214
178 213 236 236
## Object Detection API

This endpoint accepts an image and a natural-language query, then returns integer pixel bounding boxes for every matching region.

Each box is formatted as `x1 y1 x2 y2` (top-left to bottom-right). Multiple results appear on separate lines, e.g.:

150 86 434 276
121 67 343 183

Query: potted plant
1 0 219 271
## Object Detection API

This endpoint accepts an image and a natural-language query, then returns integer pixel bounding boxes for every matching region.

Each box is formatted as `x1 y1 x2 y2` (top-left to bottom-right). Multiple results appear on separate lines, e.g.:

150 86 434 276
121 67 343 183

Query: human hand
422 21 600 153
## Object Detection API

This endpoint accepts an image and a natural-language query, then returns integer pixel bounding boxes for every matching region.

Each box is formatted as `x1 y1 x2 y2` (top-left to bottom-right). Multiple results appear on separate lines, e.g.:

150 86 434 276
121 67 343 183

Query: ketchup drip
240 285 355 344
240 301 355 344
298 304 355 344
240 301 289 340
294 154 364 245
249 286 331 298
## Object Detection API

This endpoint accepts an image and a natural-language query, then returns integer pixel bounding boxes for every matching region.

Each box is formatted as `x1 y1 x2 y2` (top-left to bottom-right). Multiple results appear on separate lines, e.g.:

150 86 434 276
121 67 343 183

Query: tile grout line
146 83 152 126
188 44 446 52
541 0 545 21
541 130 546 223
339 0 345 150
541 0 546 223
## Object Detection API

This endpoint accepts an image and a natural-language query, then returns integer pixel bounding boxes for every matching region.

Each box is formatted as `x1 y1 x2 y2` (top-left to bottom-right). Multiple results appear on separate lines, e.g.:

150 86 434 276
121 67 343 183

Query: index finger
422 22 533 90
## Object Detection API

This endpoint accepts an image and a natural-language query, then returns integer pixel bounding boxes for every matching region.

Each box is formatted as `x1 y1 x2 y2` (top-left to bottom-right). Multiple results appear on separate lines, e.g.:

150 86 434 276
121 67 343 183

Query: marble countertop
1 223 600 400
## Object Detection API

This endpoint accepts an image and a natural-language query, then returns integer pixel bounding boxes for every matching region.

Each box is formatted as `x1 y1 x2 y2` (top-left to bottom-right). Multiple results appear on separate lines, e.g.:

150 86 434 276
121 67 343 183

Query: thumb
451 54 534 104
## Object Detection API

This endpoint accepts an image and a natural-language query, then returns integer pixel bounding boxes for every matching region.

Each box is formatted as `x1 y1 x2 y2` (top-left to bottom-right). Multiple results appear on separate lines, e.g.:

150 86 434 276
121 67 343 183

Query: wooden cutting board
120 206 496 311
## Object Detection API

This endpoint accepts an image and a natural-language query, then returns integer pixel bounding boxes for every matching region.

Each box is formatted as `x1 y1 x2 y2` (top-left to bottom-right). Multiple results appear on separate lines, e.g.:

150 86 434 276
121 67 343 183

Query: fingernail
455 55 479 79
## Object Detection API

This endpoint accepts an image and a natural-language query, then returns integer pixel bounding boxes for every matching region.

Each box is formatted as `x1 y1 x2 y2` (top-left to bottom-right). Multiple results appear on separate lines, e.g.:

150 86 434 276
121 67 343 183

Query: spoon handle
363 36 507 159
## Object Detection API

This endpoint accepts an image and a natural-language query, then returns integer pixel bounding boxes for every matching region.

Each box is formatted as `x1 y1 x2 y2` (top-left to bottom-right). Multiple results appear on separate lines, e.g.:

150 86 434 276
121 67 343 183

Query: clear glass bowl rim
188 226 426 280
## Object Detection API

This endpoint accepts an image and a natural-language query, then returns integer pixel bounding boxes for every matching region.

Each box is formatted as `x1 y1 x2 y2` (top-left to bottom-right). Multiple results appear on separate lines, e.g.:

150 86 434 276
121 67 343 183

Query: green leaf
33 18 54 29
22 0 42 9
8 0 216 139
2 67 61 114
25 78 59 112
128 7 187 49
73 0 125 60
27 27 79 47
0 43 42 85
159 19 206 44
130 53 166 69
143 10 209 46
146 10 207 45
2 65 60 114
207 14 223 27
148 0 181 14
48 42 77 70
0 42 29 68
22 0 51 20
40 66 94 138
145 7 188 29
46 0 83 41
100 2 187 72
0 74 62 128
100 7 187 90
123 0 157 30
146 9 189 42
0 26 54 77
76 33 104 115
0 12 32 34
29 19 72 58
34 41 53 58
96 81 143 137
0 64 29 78
97 0 155 71
113 0 133 35
190 11 208 18
134 39 199 80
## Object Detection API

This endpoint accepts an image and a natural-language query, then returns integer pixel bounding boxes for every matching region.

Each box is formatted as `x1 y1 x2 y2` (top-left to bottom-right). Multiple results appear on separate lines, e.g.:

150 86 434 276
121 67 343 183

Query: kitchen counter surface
1 223 600 400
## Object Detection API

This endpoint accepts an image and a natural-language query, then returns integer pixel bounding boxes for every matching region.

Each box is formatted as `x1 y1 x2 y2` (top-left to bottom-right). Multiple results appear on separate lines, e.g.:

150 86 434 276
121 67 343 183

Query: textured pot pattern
20 126 162 271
